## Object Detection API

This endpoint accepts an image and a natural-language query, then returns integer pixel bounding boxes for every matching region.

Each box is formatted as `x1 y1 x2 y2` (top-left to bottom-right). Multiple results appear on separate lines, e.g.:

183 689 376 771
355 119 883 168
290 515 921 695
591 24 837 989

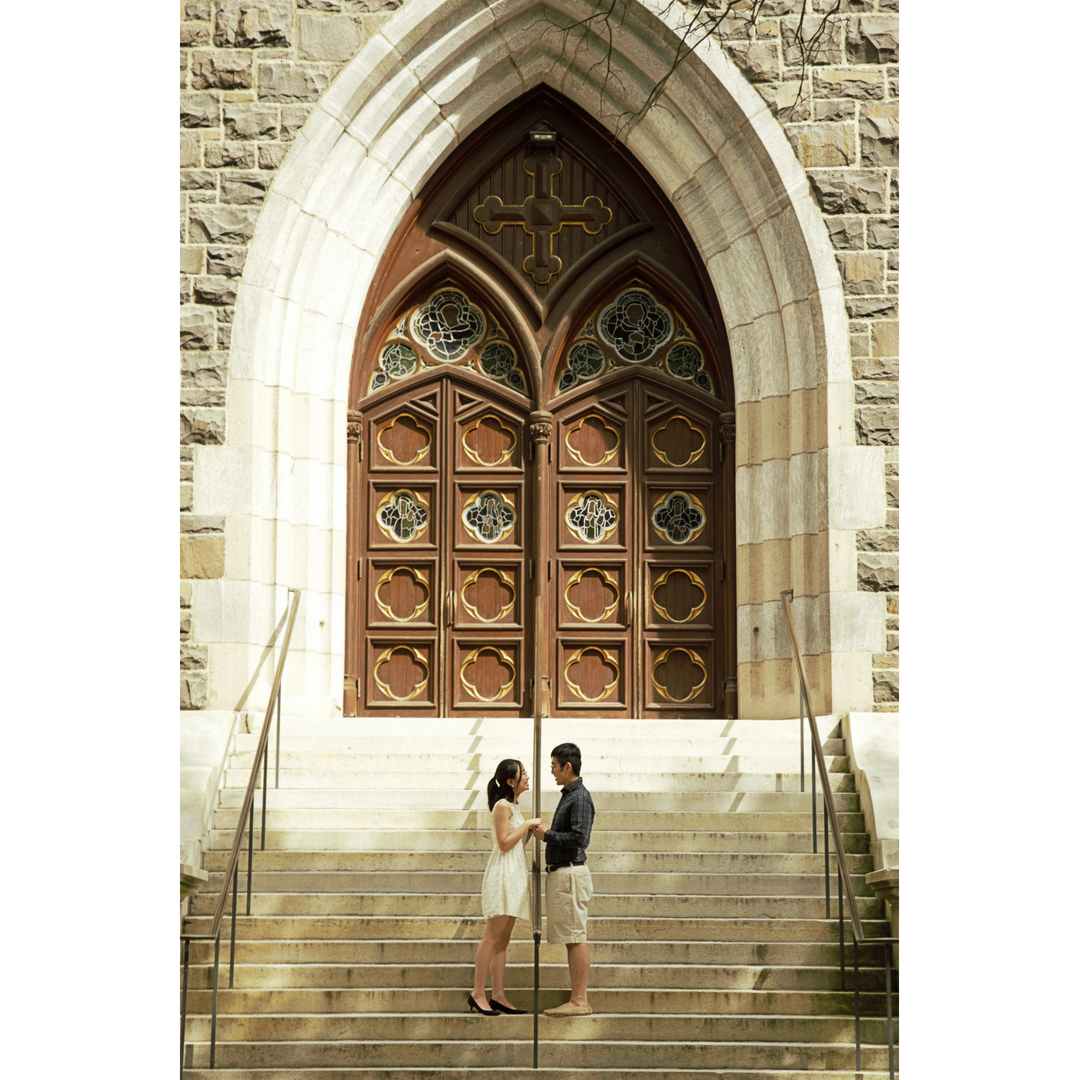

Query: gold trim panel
460 567 516 623
564 568 620 623
564 413 621 467
374 566 430 623
373 645 430 702
460 646 516 702
651 646 708 703
461 414 518 467
376 412 433 466
650 568 707 624
650 413 706 467
564 646 620 702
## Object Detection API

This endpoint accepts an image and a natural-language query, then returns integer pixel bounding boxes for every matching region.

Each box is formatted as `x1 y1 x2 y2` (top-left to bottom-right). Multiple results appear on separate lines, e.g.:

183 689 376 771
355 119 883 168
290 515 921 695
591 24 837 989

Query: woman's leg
472 915 511 1006
489 917 517 1006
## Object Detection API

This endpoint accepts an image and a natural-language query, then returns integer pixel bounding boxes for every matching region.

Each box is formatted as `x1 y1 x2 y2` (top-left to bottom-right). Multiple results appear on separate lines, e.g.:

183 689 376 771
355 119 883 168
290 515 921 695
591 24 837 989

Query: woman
468 758 541 1015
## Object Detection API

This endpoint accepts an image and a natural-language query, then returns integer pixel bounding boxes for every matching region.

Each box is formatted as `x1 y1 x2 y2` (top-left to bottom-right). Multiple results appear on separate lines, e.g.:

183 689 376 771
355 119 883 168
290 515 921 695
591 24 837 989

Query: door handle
446 590 455 626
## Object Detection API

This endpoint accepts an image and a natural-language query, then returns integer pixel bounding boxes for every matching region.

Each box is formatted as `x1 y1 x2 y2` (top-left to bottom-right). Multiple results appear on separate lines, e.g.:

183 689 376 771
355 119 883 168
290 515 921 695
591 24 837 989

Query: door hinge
719 561 725 582
529 559 534 579
358 439 363 462
547 560 552 580
357 557 363 580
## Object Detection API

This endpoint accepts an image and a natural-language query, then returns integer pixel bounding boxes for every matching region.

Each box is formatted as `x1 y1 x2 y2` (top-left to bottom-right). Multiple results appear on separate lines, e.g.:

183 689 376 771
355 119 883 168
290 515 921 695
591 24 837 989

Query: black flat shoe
489 1001 528 1015
467 995 499 1016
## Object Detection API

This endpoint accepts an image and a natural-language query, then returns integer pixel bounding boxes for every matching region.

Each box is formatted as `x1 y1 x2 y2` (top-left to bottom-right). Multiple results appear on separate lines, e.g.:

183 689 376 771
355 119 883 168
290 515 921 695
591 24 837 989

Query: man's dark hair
551 742 581 776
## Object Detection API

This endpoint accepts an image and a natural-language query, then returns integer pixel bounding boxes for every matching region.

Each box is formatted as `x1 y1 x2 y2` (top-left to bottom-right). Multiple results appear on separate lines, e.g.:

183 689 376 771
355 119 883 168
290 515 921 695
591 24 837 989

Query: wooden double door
353 370 731 718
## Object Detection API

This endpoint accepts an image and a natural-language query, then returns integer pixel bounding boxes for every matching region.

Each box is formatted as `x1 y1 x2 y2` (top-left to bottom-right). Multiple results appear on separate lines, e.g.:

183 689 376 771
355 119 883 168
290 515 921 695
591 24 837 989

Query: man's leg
566 942 590 1006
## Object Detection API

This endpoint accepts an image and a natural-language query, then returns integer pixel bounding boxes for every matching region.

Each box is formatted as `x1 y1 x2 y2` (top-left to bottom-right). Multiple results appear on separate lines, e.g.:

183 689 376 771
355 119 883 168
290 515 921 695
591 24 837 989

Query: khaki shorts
545 864 594 944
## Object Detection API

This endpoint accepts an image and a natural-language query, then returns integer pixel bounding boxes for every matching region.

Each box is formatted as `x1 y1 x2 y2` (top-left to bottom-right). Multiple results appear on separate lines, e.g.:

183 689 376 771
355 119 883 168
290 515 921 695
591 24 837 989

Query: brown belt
546 861 586 873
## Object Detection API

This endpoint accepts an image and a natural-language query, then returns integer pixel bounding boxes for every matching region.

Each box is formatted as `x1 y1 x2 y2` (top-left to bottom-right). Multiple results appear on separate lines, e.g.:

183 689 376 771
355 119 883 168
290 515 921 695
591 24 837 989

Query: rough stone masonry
179 0 899 712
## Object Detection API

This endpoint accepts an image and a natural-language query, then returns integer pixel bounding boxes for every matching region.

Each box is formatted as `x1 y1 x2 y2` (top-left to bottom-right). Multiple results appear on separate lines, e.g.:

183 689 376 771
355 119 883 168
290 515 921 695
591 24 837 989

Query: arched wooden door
345 89 736 718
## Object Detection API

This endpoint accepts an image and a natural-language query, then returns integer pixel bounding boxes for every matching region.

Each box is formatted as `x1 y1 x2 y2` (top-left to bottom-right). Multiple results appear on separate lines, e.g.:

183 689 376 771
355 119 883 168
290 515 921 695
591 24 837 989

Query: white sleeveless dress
480 799 531 920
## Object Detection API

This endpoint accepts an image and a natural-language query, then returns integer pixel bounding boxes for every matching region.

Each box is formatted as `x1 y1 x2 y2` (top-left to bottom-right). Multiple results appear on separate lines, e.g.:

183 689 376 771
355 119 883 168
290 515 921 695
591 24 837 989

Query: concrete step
223 769 856 792
200 870 875 898
232 735 845 757
189 891 882 921
181 1010 899 1043
201 850 875 875
241 716 844 740
181 914 892 943
184 985 897 1017
206 829 870 854
183 1070 892 1080
227 752 850 774
211 808 866 834
216 788 858 813
183 939 886 968
185 962 894 993
182 1026 898 1069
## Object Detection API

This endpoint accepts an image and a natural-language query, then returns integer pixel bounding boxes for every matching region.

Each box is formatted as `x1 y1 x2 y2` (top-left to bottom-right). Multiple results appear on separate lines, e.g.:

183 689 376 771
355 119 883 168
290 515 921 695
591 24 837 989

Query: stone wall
180 0 402 708
704 0 899 707
179 0 899 712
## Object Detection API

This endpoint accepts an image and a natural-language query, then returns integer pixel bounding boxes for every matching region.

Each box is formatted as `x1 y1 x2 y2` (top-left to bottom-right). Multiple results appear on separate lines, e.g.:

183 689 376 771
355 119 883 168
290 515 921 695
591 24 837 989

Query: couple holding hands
468 742 596 1018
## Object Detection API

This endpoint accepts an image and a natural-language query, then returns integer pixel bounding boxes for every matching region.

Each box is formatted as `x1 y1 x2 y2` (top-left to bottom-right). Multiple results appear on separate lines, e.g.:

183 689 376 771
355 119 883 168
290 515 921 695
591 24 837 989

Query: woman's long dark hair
487 758 524 811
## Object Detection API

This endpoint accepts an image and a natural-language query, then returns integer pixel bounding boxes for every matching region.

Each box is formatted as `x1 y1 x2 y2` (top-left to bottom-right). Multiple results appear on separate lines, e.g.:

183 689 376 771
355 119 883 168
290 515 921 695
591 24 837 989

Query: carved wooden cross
473 141 613 285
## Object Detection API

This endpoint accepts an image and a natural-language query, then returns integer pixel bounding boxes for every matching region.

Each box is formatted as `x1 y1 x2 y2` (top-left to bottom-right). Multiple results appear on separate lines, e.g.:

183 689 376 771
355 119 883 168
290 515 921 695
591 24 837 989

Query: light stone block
826 446 886 531
195 444 281 519
673 161 742 264
828 591 886 654
283 457 336 531
819 284 853 385
824 379 856 449
757 206 815 312
827 652 875 716
239 193 301 292
323 157 408 256
842 711 899 869
342 61 423 153
780 298 823 394
376 112 461 198
707 231 779 332
425 34 520 122
225 511 277 585
753 312 792 402
295 308 355 402
304 230 369 324
625 100 714 199
275 208 330 307
406 0 499 87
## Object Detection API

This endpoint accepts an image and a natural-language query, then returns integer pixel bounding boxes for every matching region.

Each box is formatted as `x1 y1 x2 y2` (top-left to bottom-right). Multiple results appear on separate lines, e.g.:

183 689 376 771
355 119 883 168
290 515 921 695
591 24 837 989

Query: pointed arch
194 0 884 720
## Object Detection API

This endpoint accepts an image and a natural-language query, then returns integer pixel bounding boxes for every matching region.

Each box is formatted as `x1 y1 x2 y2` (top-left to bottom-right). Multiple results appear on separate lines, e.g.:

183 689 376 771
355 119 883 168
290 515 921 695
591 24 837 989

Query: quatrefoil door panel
354 378 530 716
549 374 731 718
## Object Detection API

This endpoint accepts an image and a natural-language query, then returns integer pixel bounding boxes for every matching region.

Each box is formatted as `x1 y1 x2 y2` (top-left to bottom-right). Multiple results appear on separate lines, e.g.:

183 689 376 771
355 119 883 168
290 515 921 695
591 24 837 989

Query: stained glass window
378 491 429 543
411 288 486 362
598 289 673 363
566 491 619 544
651 492 705 544
463 491 516 543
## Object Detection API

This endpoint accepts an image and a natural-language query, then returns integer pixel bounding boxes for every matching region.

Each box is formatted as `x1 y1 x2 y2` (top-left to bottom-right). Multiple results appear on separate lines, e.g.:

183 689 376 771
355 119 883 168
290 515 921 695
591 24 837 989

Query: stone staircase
182 715 898 1077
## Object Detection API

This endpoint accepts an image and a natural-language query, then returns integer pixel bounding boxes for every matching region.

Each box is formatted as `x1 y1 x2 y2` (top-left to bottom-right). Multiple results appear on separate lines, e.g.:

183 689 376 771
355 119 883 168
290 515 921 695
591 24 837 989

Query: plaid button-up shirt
543 776 595 867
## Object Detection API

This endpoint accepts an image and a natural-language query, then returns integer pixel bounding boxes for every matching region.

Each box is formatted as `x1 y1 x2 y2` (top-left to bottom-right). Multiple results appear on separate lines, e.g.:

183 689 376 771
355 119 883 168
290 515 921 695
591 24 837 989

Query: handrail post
885 942 895 1080
275 685 281 789
210 936 221 1068
247 793 254 916
180 938 190 1075
261 723 269 850
230 860 239 985
824 797 830 920
838 856 845 990
853 938 861 1073
799 682 805 792
528 410 552 1071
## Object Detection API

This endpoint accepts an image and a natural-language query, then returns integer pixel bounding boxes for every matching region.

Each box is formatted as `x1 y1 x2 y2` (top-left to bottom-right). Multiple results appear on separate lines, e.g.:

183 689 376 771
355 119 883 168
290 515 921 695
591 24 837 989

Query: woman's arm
493 802 542 852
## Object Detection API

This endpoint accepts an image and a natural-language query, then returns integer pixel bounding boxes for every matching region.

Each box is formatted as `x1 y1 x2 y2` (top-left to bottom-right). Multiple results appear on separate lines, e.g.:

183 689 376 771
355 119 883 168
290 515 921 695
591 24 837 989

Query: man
533 741 596 1017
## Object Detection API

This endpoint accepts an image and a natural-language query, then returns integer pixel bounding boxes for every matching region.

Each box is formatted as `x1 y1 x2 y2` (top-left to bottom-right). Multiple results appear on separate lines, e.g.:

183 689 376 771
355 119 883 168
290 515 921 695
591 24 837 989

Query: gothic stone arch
189 0 886 720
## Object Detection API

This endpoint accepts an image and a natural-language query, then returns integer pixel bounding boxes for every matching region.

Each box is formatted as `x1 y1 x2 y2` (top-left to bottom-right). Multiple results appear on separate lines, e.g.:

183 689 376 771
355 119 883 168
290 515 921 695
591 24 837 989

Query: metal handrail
180 587 302 1074
780 590 897 1079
